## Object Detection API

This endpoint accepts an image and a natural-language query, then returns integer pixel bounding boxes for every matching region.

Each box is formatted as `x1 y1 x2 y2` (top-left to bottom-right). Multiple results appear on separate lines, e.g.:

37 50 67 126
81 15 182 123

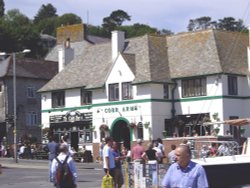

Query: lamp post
0 49 30 163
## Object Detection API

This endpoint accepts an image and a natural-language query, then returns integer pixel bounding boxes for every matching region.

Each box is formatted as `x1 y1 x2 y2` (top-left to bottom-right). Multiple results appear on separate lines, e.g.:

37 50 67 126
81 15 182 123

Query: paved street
0 158 104 188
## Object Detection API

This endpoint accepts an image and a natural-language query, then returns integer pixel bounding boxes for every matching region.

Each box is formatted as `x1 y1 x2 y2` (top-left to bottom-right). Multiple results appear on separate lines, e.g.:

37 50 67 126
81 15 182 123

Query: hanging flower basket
129 123 137 129
144 122 150 129
214 128 220 134
90 126 95 132
240 128 246 135
99 124 109 131
162 131 167 138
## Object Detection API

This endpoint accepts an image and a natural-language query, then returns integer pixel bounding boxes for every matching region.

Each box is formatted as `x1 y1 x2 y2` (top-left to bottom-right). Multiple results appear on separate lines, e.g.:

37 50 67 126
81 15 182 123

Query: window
228 76 238 95
81 89 92 105
27 86 35 98
52 91 65 108
26 112 38 126
163 84 169 99
182 77 206 98
109 83 119 101
137 122 144 139
122 82 133 100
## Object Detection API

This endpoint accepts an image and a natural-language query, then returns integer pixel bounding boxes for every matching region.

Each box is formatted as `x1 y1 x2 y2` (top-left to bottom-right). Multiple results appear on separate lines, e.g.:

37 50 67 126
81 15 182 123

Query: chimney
58 38 74 72
112 30 125 62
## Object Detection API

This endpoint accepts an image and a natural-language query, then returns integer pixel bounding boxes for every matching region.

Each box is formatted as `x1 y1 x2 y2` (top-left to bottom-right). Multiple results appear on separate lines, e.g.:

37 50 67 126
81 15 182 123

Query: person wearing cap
131 139 145 163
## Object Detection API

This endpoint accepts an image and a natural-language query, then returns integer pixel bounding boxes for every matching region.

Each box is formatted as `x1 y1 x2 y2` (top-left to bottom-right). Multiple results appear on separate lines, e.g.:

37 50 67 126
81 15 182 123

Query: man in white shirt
51 144 77 188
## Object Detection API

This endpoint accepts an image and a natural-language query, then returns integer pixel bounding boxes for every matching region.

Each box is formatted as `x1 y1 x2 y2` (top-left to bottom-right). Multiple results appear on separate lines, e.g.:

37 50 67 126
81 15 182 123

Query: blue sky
4 0 250 33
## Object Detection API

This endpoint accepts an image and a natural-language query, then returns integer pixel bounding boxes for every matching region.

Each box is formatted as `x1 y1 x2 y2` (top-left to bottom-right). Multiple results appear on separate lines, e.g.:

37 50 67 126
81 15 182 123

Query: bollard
0 164 2 174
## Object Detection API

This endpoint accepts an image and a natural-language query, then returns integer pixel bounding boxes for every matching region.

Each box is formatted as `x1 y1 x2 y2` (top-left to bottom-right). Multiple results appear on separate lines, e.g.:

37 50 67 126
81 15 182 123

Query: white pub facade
39 24 250 156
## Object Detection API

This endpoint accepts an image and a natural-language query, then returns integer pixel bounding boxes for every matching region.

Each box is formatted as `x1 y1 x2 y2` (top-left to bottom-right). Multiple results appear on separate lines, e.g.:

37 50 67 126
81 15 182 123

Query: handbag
101 175 113 188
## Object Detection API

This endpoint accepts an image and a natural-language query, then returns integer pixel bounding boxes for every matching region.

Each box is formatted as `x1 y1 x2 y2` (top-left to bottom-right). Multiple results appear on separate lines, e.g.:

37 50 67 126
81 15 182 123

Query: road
0 158 104 188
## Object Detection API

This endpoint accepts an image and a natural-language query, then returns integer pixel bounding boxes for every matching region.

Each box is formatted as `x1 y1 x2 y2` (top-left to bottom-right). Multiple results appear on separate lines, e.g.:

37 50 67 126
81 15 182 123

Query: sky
4 0 250 33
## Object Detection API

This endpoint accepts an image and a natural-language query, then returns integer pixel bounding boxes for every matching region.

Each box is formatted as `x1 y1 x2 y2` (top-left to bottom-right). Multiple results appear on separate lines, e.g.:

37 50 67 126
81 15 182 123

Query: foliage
99 124 109 131
102 9 131 34
187 16 246 32
118 23 158 38
33 3 57 24
56 13 82 27
0 0 4 17
217 17 246 32
0 9 41 55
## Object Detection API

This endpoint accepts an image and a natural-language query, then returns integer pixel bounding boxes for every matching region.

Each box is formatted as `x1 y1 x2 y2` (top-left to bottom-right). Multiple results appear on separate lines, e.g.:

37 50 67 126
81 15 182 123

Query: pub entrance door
111 120 131 150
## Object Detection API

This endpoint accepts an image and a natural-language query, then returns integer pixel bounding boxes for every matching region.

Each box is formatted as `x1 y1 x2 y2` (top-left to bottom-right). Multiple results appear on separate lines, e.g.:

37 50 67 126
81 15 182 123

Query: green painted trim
41 95 250 113
41 99 172 113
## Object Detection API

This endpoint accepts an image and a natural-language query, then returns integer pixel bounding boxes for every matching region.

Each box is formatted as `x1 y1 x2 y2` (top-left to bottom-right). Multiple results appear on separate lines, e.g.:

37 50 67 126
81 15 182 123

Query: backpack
55 155 74 188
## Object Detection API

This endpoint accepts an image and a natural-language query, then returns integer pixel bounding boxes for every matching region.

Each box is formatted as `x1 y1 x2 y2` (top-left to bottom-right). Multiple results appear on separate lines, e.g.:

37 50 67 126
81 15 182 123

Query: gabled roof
167 29 249 79
39 34 171 92
1 57 58 80
39 29 249 92
39 42 112 92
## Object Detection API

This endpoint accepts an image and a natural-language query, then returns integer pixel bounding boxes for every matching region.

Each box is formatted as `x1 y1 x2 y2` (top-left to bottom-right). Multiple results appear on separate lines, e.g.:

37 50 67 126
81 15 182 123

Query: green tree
56 13 82 27
0 0 4 17
33 3 57 24
102 9 131 34
187 16 216 31
187 16 246 32
217 17 246 32
0 9 42 58
118 23 158 38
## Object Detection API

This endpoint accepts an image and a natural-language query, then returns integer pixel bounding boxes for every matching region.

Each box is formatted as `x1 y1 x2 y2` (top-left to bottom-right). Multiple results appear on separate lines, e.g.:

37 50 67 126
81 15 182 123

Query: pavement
0 157 103 170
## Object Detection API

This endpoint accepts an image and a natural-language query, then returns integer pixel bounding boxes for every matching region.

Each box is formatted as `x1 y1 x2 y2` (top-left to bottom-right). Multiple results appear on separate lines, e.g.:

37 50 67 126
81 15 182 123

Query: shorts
114 168 124 187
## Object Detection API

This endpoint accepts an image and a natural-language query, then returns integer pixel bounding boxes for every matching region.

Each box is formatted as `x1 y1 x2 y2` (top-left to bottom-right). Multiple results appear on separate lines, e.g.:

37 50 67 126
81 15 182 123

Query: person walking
51 144 77 188
44 135 59 182
61 135 74 156
112 141 125 188
161 145 209 188
131 139 144 163
103 137 115 179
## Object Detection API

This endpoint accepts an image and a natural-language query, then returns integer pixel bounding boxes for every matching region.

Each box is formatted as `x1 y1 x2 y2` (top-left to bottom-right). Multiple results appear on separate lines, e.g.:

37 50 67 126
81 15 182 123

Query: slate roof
167 29 249 78
39 29 249 92
2 57 58 80
45 36 110 62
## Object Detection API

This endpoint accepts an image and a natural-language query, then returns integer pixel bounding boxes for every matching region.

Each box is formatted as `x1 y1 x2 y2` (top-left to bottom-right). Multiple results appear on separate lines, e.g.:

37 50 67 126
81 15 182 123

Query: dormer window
109 83 119 101
122 82 133 100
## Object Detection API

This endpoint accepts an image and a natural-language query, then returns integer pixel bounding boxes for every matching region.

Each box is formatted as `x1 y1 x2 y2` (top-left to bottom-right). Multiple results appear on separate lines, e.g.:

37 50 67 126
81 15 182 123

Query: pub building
39 24 250 160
